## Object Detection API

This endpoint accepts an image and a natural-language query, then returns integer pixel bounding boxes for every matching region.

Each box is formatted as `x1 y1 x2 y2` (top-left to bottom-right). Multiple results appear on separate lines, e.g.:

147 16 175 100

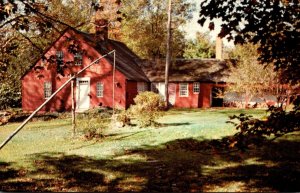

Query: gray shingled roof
78 31 149 82
142 59 234 83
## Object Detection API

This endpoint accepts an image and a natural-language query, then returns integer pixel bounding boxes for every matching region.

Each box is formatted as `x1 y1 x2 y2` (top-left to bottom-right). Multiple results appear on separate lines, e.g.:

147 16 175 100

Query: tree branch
0 15 25 29
16 31 43 53
20 1 87 31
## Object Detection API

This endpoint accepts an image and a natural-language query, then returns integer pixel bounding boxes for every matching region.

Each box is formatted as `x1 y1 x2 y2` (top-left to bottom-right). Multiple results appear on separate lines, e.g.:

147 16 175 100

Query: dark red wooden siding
21 30 128 112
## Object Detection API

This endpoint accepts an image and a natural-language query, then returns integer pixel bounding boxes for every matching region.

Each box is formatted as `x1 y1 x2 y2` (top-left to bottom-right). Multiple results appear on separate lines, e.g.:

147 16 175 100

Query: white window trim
179 83 189 97
56 51 64 66
74 52 82 66
193 82 200 94
96 82 104 98
56 51 64 60
44 82 52 99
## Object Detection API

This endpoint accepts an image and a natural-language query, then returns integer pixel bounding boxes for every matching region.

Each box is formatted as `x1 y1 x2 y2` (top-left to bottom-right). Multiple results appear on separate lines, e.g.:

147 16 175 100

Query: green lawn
0 108 299 192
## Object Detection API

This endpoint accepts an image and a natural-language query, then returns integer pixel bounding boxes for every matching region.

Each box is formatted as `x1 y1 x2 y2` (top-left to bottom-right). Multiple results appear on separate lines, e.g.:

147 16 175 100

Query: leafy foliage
116 110 131 127
0 1 93 110
227 106 300 151
76 108 112 140
224 43 279 107
91 0 122 39
183 32 215 59
199 0 300 85
199 0 300 148
129 91 165 127
0 82 21 110
120 0 194 59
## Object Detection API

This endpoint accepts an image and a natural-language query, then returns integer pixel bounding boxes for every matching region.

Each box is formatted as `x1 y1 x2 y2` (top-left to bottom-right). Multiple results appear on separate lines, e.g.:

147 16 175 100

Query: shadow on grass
154 122 191 128
0 136 299 192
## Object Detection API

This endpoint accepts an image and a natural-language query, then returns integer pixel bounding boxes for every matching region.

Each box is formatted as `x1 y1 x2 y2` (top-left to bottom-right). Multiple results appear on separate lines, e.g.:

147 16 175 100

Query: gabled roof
21 27 71 80
21 27 149 82
142 58 235 83
77 31 149 82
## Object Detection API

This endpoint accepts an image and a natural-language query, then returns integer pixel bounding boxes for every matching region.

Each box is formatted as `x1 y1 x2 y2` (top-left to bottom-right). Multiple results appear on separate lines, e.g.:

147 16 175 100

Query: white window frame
56 50 64 66
179 83 189 97
74 52 82 66
137 82 147 93
44 82 52 99
96 82 104 97
193 82 200 94
56 51 64 60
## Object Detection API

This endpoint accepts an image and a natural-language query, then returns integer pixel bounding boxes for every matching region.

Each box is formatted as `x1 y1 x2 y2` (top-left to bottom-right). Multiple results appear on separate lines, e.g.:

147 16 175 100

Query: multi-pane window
96 82 104 97
179 83 189 97
137 82 148 93
56 51 64 66
74 52 82 65
193 82 200 93
44 82 52 98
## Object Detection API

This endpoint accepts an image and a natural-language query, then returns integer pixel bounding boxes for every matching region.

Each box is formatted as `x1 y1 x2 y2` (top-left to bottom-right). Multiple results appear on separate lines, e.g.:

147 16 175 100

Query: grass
0 108 299 192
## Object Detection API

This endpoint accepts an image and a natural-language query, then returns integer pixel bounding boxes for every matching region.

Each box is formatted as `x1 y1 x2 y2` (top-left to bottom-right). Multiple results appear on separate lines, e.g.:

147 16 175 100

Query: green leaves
120 0 194 59
183 32 215 59
0 81 21 110
129 91 165 127
227 106 300 151
199 0 300 86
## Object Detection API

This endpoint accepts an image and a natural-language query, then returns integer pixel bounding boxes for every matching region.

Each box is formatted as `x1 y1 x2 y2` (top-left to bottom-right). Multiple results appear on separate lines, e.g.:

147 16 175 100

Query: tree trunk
244 94 253 109
164 0 172 108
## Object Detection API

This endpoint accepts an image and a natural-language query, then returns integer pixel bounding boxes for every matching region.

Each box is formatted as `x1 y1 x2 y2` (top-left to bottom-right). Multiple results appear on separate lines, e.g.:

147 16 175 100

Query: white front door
77 77 90 111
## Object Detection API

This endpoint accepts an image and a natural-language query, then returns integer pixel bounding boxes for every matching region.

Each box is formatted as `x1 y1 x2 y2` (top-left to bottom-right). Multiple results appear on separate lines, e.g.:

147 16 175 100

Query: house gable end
20 27 73 80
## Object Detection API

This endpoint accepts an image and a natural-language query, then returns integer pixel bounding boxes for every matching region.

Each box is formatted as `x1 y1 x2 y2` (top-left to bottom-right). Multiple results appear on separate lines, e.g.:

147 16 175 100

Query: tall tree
119 0 194 59
183 32 215 59
90 0 123 39
198 0 299 86
198 0 300 149
224 43 278 108
164 0 172 107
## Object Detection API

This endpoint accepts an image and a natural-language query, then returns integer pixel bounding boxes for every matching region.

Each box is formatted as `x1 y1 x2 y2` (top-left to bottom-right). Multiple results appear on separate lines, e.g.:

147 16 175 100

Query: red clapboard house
142 58 230 108
21 22 149 112
21 21 230 112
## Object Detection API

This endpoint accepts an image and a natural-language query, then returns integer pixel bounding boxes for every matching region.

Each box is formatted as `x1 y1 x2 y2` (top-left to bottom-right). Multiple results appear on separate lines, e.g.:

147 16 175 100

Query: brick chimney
215 36 223 60
94 19 108 41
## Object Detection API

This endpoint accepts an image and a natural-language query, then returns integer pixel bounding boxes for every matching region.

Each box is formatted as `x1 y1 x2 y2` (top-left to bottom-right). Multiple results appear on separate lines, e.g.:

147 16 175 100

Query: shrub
76 107 112 140
227 106 300 151
129 91 165 127
116 110 131 127
0 82 21 110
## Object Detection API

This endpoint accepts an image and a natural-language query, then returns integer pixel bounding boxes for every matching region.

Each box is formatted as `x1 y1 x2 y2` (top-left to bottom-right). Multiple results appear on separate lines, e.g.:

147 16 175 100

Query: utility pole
71 79 76 137
165 0 172 108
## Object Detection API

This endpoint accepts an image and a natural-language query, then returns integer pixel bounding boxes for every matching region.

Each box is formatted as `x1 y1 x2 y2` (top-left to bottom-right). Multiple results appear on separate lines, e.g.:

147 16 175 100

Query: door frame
76 77 90 111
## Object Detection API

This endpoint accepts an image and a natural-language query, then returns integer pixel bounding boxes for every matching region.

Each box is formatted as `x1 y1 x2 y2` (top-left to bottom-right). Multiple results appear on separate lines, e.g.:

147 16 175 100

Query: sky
182 0 234 48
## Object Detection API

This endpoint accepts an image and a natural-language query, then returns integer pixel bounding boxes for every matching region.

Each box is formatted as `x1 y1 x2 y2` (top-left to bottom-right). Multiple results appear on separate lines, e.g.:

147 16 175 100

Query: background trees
0 0 196 109
119 0 194 59
198 0 299 87
183 32 215 59
199 0 300 148
224 43 277 108
0 0 93 109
